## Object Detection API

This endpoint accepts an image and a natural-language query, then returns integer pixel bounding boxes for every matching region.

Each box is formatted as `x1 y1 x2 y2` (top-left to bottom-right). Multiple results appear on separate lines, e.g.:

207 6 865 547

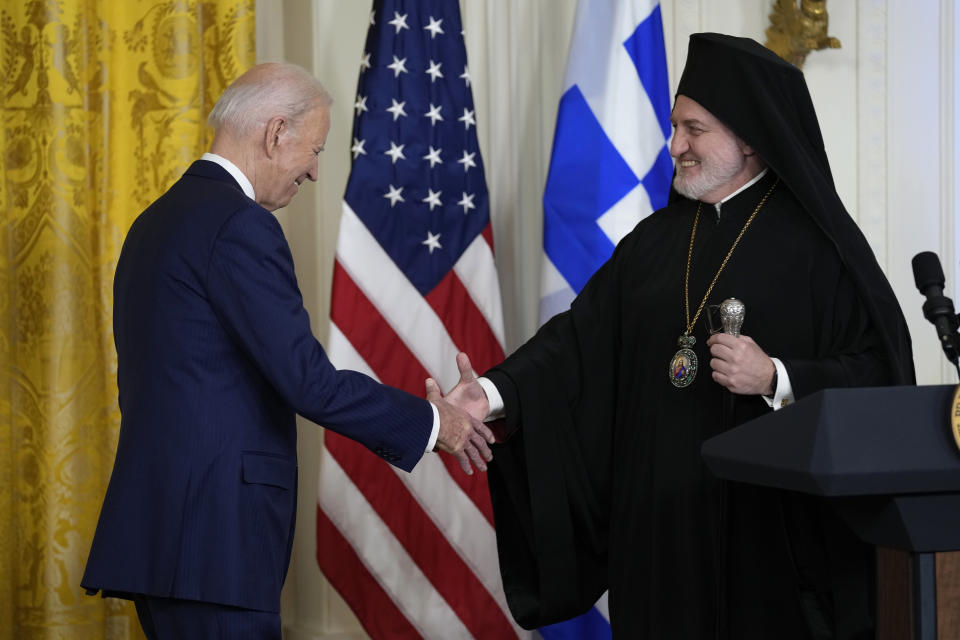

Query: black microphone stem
912 252 960 375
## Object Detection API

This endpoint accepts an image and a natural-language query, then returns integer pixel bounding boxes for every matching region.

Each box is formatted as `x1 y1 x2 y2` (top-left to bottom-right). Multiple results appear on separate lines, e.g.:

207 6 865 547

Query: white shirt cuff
477 377 505 420
762 357 795 410
425 402 440 451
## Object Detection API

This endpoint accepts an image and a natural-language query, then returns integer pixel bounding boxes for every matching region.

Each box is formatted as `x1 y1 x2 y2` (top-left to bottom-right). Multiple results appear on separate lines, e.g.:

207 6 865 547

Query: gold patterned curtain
0 1 254 637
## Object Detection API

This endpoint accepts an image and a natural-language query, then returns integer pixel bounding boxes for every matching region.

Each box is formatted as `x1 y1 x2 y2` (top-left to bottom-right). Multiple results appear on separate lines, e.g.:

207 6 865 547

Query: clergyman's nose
669 131 686 158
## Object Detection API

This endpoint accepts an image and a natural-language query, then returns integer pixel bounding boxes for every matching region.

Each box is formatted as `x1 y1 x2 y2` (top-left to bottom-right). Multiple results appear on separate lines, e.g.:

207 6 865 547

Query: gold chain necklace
669 177 779 388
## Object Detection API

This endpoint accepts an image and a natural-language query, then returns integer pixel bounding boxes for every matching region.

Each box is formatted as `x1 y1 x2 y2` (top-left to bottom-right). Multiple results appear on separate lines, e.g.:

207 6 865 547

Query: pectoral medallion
669 334 698 388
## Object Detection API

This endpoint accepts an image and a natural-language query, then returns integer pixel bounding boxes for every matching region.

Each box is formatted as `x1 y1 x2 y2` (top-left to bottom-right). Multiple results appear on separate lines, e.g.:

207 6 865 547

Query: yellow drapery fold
0 1 254 637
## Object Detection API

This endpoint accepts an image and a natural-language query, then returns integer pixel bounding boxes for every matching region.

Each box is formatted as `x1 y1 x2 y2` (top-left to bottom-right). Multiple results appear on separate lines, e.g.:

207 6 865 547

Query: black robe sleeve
483 230 640 628
780 233 892 397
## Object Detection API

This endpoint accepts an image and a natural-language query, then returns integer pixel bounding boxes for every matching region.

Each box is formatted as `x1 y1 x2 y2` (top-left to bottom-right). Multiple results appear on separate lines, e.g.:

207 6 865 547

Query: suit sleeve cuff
425 402 440 452
477 376 505 420
762 357 795 410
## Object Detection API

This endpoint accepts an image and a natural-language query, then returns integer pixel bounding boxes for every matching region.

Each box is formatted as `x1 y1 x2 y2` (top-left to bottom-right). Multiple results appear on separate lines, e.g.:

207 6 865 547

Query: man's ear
739 140 757 157
263 116 285 159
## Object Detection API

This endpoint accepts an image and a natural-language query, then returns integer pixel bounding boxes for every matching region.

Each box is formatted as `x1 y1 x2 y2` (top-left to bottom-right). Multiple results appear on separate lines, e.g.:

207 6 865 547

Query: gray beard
673 174 708 200
673 156 746 201
673 169 734 201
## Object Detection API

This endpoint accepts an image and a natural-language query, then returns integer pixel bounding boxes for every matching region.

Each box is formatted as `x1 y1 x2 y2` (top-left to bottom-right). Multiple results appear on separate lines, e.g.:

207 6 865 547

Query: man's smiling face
258 103 330 211
669 95 755 203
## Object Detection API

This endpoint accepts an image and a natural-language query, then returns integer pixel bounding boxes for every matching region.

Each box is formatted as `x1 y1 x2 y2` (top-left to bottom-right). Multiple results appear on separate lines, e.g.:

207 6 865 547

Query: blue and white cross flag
538 0 672 326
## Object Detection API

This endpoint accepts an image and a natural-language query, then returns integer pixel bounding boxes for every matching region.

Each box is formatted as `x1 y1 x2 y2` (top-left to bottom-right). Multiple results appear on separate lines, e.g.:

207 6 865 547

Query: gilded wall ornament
765 0 841 68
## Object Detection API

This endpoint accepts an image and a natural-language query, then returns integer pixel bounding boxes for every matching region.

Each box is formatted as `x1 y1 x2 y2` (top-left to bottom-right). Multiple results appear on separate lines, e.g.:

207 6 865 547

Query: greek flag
539 0 672 325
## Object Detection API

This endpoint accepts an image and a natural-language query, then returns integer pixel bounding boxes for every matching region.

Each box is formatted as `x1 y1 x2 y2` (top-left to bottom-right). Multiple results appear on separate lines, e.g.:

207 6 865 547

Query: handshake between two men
427 352 496 475
429 329 782 475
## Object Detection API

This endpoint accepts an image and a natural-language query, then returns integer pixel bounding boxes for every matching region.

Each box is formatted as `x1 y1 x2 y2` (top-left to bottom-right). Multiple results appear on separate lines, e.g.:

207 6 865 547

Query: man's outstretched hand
444 352 490 422
426 374 495 475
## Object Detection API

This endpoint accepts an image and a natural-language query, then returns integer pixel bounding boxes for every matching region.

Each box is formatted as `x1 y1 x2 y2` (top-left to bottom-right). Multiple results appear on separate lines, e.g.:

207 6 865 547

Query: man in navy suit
81 62 493 639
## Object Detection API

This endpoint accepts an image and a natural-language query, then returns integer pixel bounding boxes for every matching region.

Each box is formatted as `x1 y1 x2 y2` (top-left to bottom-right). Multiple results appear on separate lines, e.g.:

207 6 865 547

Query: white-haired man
82 63 492 639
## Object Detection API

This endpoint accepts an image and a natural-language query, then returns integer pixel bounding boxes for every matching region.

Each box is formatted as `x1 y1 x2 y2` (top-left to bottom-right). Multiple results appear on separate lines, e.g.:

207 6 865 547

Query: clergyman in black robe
438 33 914 639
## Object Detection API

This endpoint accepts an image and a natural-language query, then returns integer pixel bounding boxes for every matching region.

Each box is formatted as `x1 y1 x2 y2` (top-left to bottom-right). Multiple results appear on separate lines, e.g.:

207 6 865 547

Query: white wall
257 1 959 637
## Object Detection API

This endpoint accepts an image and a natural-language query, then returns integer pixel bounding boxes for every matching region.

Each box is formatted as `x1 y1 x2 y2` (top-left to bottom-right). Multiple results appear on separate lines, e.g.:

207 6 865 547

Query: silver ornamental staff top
720 298 745 337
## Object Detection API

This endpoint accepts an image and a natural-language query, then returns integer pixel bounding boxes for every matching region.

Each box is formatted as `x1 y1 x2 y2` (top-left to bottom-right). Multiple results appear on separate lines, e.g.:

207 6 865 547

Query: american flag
317 1 525 637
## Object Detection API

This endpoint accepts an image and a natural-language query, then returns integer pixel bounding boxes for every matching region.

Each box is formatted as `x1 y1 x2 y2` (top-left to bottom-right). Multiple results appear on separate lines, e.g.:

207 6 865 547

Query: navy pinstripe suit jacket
82 160 432 612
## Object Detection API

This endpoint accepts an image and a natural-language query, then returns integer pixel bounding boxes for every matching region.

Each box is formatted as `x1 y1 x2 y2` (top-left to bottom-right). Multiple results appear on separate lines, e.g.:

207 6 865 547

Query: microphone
912 251 960 367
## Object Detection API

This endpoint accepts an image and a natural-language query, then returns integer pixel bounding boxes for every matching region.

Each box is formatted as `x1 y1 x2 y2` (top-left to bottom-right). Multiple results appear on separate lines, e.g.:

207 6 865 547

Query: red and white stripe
318 202 526 639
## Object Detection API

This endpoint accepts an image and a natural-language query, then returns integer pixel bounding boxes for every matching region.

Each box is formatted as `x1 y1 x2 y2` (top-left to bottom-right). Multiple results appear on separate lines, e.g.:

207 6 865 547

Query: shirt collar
201 152 256 201
713 167 769 216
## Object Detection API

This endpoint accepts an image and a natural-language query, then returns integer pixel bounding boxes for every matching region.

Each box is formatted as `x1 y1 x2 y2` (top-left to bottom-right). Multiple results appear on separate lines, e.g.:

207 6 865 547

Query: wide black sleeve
782 244 892 398
482 230 641 628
